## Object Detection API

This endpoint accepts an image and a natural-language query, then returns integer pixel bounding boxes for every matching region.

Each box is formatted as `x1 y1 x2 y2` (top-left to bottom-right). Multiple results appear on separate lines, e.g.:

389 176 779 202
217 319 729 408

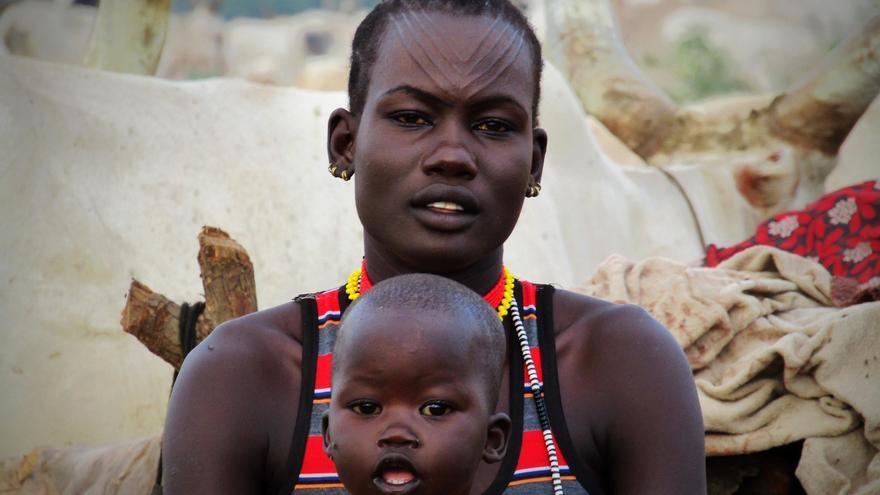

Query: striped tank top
286 280 591 494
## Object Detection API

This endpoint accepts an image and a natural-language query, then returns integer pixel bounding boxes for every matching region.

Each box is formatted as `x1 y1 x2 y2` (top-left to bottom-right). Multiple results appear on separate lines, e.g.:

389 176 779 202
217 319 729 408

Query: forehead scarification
390 12 456 90
388 11 529 99
404 10 501 75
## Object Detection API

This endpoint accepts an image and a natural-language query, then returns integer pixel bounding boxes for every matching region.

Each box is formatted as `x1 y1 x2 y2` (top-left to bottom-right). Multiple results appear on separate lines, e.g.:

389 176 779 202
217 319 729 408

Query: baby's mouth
381 469 415 486
373 454 420 493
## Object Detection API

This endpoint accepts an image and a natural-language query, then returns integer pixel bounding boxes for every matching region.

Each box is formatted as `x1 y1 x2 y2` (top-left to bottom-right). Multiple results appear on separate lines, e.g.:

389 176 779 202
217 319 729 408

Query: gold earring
526 183 542 198
328 162 338 176
340 170 351 181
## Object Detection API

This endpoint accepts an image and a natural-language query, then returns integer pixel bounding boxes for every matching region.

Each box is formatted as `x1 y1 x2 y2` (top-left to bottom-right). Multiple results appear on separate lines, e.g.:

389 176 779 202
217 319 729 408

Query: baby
322 273 511 495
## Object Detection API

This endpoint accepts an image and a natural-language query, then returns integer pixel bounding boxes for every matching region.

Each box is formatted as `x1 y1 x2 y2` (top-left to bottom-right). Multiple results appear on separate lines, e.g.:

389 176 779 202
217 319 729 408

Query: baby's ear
321 411 334 458
482 412 512 464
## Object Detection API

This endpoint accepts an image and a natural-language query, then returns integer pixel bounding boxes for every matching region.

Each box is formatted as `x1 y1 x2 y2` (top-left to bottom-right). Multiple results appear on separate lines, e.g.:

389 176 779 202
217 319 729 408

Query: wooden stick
120 227 257 369
120 280 186 368
197 226 258 338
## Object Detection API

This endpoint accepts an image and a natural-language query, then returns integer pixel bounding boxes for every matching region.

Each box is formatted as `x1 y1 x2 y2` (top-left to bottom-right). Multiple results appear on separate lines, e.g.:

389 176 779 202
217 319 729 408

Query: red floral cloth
704 180 880 305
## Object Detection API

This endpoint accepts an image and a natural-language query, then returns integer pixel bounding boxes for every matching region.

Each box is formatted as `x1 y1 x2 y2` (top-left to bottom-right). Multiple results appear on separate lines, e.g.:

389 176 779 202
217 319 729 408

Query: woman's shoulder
179 299 307 386
164 298 313 493
549 287 659 334
548 287 686 380
546 287 705 495
214 298 306 347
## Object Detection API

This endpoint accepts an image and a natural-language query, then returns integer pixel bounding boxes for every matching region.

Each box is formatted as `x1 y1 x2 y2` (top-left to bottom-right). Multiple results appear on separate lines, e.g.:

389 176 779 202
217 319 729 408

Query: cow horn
83 0 171 75
543 0 679 159
768 15 880 155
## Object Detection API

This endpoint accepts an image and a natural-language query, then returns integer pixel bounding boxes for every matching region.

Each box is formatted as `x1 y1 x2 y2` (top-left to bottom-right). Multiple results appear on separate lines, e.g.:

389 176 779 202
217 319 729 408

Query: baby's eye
474 119 512 134
350 401 382 415
419 401 454 417
391 112 432 127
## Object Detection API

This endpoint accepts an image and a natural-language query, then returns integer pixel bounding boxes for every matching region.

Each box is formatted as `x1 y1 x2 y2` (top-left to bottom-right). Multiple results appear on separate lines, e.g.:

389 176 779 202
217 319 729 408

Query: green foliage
667 27 751 103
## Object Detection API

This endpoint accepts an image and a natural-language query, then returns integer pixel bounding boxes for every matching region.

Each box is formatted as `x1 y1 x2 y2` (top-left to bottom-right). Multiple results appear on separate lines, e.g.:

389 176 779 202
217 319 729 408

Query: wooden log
120 226 257 369
197 226 258 337
120 280 185 368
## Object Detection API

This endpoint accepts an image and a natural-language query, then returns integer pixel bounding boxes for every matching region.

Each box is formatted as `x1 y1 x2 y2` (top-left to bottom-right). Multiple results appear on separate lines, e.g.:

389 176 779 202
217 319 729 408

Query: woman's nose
421 126 477 179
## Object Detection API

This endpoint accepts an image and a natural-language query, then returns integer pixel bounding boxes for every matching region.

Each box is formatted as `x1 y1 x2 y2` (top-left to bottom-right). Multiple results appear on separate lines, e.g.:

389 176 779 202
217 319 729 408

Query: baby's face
324 309 497 495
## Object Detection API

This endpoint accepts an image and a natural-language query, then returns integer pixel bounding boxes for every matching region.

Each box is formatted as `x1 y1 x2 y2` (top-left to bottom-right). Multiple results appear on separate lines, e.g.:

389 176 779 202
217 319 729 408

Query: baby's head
323 273 510 495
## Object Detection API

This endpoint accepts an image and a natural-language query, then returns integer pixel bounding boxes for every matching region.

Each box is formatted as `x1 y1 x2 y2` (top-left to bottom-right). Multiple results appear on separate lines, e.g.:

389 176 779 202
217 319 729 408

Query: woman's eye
419 401 453 417
474 119 512 134
392 112 432 127
351 402 381 415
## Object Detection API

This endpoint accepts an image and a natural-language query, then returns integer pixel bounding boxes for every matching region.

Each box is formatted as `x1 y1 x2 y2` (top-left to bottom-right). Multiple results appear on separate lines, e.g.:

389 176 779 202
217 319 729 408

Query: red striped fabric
515 430 568 472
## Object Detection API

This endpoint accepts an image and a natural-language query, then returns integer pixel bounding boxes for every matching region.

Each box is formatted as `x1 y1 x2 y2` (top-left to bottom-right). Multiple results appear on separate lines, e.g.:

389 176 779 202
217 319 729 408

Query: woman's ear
482 412 512 464
327 108 359 173
529 127 548 186
321 411 334 459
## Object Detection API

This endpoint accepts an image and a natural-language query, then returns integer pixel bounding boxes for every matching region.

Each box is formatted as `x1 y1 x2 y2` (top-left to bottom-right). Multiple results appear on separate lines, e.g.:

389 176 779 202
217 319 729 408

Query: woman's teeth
426 201 464 212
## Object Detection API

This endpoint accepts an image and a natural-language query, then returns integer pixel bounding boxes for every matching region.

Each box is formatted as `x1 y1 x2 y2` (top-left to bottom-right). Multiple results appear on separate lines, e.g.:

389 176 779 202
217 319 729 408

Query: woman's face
346 11 546 273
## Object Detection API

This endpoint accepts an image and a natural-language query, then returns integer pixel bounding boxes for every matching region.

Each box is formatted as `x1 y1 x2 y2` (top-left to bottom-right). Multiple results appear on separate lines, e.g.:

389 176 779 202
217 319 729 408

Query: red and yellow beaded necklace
345 260 515 320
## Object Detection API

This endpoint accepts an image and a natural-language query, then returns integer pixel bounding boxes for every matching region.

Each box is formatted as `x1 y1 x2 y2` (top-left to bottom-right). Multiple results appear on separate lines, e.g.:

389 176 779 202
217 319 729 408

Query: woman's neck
362 240 505 296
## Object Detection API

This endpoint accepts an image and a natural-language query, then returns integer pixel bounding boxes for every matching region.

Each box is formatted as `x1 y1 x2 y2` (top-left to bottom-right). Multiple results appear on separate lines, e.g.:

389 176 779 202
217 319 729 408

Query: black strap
154 301 207 492
537 285 601 495
279 294 320 495
178 301 206 363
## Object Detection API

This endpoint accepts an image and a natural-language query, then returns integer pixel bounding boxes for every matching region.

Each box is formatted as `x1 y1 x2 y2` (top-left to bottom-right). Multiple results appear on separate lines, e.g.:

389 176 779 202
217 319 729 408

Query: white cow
0 1 359 88
222 9 363 89
0 0 96 64
544 0 880 233
155 3 225 80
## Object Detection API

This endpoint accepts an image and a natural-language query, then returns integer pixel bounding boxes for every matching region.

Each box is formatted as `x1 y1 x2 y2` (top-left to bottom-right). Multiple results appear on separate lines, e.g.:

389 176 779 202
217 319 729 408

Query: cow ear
530 127 548 184
327 108 359 170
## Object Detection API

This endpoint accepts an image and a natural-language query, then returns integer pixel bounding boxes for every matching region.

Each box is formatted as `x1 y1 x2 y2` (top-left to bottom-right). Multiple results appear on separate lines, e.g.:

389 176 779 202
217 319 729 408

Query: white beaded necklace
510 295 565 495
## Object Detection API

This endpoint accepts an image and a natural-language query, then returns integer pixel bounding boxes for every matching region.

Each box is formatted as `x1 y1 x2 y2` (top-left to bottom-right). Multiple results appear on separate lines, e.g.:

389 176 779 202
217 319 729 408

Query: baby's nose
377 431 421 449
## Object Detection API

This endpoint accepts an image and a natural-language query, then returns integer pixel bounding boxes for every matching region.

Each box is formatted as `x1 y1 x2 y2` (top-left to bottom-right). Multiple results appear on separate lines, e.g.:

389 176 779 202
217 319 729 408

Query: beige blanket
0 436 160 495
578 245 880 494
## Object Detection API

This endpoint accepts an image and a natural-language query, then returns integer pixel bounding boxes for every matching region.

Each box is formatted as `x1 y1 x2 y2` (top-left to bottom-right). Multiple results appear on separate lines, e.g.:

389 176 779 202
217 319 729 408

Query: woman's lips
411 205 477 231
410 184 480 213
410 185 480 232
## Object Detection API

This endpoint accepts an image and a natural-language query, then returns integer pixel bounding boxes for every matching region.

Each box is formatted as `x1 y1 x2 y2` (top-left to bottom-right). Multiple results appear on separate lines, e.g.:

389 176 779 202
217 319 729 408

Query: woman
162 1 706 494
